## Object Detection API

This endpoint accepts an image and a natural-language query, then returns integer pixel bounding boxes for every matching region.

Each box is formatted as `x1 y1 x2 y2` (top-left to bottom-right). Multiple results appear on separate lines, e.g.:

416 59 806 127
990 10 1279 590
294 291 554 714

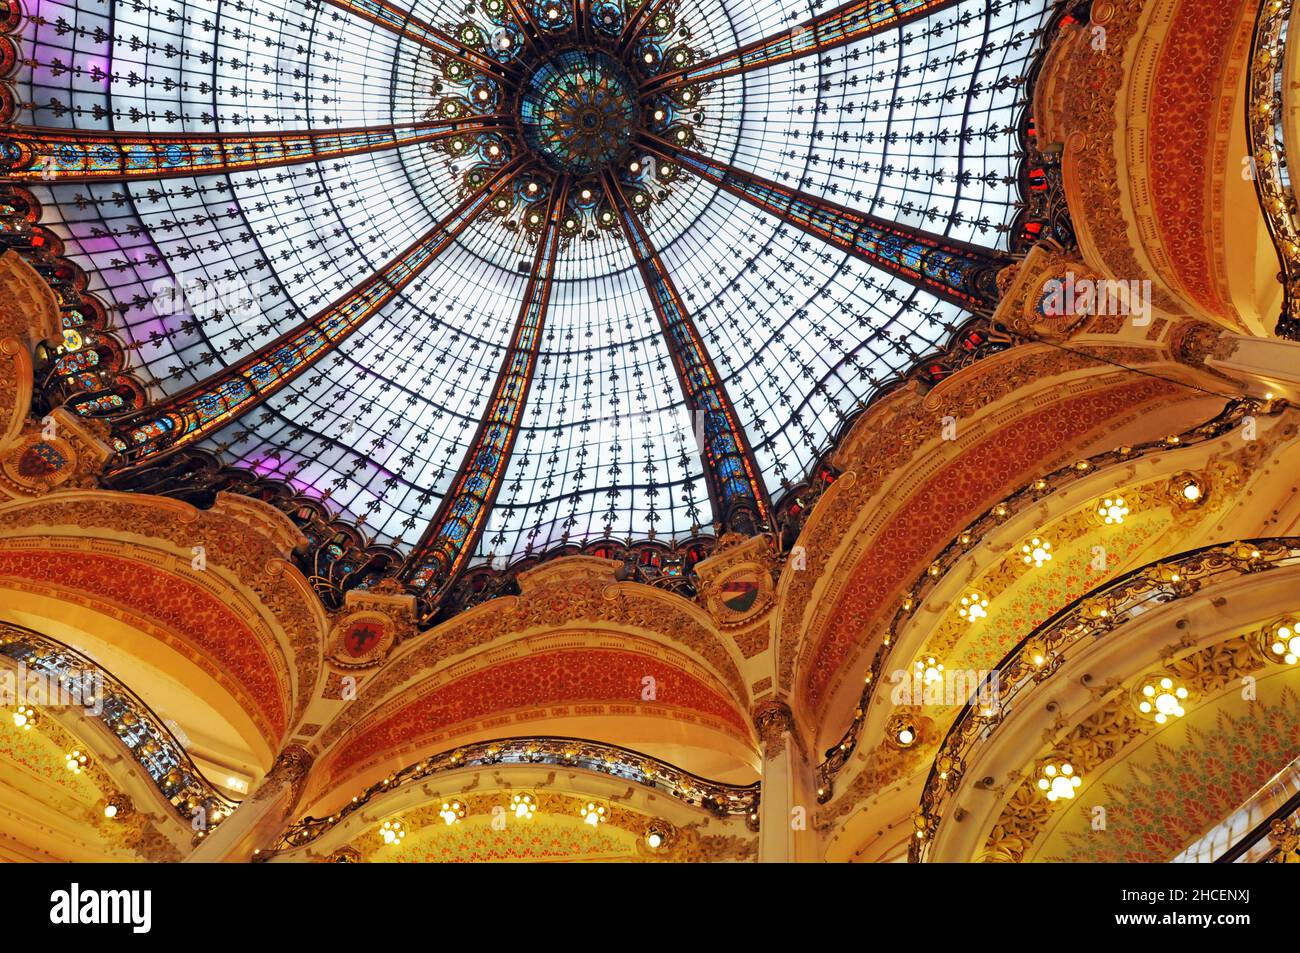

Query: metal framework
618 0 674 51
3 119 505 184
640 136 1010 313
401 178 571 611
108 161 525 466
641 0 958 94
320 0 522 77
602 168 773 536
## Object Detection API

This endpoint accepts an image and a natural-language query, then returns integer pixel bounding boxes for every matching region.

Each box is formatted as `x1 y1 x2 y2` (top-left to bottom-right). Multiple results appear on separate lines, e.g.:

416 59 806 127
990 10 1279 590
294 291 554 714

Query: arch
776 341 1215 742
313 633 759 810
0 490 331 759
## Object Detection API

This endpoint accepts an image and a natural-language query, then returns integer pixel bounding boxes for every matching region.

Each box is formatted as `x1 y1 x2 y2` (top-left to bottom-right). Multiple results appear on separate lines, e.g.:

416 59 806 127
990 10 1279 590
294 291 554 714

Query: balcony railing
911 536 1300 861
0 620 238 829
266 735 760 855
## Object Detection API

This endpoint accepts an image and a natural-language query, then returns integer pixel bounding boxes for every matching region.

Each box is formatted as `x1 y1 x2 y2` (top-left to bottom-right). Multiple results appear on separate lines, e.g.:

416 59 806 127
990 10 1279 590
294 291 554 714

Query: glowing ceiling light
1021 537 1053 568
64 750 88 774
644 819 672 850
511 793 536 820
1097 496 1129 525
915 656 945 686
1170 473 1207 507
439 801 465 825
11 706 35 731
580 802 607 827
379 819 406 845
1138 676 1189 724
886 714 918 749
958 591 989 622
1037 761 1081 802
1270 621 1300 664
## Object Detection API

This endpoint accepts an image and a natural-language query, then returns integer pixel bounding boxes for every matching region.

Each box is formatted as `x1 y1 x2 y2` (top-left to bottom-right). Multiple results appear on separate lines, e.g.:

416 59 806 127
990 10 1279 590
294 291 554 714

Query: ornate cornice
778 343 1182 718
316 557 746 752
1051 0 1185 312
0 489 327 736
318 632 754 790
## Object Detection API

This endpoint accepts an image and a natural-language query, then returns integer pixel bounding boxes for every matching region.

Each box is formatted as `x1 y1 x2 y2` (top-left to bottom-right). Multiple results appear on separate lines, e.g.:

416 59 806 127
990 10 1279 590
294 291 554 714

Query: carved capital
752 699 796 758
1169 319 1237 367
252 744 315 803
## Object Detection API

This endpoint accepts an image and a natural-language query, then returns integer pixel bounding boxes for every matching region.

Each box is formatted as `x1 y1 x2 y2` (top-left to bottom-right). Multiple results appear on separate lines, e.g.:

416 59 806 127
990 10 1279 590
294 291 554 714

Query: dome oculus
428 0 706 240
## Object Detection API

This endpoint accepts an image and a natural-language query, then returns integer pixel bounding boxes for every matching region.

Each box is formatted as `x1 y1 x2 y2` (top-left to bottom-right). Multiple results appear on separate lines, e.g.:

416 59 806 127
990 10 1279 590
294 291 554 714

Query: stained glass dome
2 0 1056 603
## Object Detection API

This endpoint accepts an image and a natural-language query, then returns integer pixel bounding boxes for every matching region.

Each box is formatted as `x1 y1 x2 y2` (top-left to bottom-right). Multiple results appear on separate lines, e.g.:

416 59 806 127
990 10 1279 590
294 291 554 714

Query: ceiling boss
429 0 704 240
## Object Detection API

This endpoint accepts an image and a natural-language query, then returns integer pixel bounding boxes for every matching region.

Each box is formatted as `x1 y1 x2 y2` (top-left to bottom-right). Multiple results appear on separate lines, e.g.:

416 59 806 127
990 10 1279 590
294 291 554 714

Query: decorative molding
0 489 328 736
790 357 1181 721
317 556 746 750
321 637 753 787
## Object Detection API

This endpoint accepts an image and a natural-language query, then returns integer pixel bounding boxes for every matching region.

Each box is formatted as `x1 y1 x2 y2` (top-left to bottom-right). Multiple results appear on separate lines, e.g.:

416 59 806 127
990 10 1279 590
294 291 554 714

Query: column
753 700 820 863
186 745 313 863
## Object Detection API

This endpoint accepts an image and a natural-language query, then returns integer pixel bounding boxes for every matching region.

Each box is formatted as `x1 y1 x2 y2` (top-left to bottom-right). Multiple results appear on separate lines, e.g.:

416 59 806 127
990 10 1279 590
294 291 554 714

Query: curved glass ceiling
7 0 1054 566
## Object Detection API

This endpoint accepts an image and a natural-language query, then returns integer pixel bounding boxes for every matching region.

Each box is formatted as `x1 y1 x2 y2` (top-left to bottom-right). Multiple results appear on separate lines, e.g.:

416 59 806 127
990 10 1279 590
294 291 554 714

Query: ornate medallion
1 434 77 496
704 565 773 626
327 611 398 669
428 0 707 241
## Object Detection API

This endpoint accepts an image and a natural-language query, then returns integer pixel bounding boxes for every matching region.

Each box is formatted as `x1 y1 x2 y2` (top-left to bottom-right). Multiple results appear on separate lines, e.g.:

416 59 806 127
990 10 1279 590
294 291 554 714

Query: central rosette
425 0 709 241
519 50 638 174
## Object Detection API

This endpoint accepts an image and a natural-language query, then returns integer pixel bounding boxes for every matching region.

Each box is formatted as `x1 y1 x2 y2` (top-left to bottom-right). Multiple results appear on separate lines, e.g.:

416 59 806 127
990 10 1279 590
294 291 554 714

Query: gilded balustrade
0 620 238 828
814 397 1278 802
910 536 1300 861
266 735 761 854
1248 0 1300 339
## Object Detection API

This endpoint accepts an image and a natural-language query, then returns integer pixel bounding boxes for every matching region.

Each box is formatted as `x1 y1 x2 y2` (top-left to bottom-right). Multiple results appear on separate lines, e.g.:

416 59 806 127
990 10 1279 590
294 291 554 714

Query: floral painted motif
1044 688 1300 862
328 647 750 783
